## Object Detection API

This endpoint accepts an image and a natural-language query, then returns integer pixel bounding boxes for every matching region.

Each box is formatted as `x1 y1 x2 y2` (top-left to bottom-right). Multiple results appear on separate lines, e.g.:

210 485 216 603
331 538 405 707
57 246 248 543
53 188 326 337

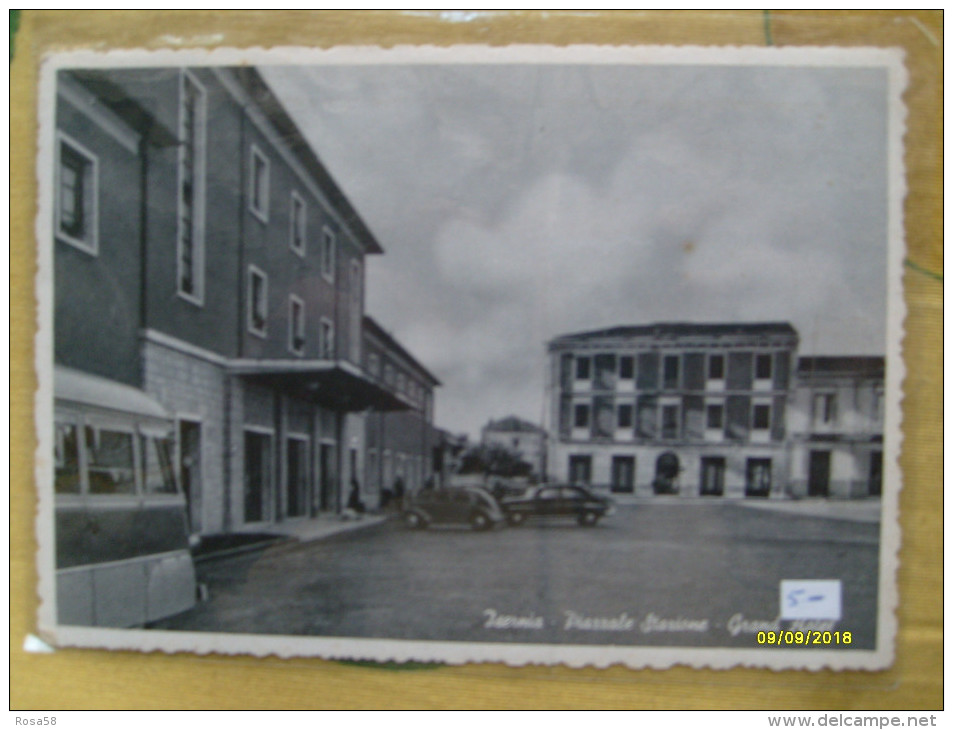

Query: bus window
86 426 136 495
141 434 177 494
54 422 80 494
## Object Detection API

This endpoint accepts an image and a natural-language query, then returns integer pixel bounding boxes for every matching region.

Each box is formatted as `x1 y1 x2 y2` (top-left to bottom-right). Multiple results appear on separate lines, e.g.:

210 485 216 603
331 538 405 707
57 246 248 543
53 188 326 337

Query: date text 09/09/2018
757 630 852 646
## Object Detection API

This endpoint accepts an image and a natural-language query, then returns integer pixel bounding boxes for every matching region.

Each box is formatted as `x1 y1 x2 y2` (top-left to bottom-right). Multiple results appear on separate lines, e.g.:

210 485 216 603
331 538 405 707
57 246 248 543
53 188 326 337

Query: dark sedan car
500 484 616 527
402 487 505 531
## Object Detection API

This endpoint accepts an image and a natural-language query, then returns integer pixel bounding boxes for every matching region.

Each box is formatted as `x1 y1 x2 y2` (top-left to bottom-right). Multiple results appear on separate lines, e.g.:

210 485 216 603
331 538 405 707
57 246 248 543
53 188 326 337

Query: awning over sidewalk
229 358 411 412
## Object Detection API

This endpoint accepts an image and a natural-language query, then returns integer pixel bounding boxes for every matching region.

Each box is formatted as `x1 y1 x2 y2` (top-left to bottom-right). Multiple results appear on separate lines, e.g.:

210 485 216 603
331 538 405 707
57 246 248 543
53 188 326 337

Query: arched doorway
653 451 680 494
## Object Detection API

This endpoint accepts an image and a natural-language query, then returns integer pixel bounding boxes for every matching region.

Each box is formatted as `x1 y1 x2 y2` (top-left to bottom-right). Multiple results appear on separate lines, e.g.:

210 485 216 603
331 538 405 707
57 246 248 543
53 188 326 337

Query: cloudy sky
261 57 890 439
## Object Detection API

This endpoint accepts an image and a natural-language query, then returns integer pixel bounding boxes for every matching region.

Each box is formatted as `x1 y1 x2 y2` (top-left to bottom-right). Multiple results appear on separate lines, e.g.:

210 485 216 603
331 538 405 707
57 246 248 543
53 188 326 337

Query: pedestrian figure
394 475 405 512
423 476 435 491
346 477 366 517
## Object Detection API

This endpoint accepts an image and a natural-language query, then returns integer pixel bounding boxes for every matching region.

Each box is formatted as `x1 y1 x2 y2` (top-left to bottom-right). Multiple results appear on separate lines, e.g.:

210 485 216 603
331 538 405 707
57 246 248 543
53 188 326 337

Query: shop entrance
700 456 725 496
178 419 202 533
808 450 830 497
745 458 772 498
244 430 272 523
319 442 335 512
611 456 635 493
653 451 680 494
285 437 308 518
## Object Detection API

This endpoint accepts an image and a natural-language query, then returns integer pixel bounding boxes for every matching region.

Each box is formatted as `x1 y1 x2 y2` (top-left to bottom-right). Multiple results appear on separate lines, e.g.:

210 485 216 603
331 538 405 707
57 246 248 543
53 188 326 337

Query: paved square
157 502 880 649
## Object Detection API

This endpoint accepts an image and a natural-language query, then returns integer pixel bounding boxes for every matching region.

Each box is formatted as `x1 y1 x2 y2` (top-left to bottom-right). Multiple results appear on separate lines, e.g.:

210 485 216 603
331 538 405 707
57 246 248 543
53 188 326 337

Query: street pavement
156 502 881 650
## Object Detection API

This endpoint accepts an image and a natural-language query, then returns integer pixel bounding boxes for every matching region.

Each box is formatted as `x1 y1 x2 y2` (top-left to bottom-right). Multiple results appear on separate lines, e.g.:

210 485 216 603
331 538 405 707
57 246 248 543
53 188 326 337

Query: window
368 353 380 377
594 354 616 388
814 393 836 424
573 403 590 429
288 295 305 355
752 404 771 430
384 363 394 385
56 420 179 498
86 426 136 495
617 403 633 429
575 356 591 380
321 226 336 282
872 388 884 422
869 451 882 496
755 353 773 380
177 72 206 302
619 356 634 380
290 191 306 256
706 404 724 430
141 434 176 494
54 421 81 494
319 318 335 359
663 355 680 390
349 259 362 362
247 266 268 337
397 373 406 394
661 404 679 439
708 354 725 380
56 133 98 254
249 145 270 221
568 455 592 485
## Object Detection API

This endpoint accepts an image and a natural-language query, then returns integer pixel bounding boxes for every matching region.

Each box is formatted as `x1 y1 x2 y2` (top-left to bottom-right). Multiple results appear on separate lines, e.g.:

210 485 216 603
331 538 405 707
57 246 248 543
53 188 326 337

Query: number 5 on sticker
780 580 842 620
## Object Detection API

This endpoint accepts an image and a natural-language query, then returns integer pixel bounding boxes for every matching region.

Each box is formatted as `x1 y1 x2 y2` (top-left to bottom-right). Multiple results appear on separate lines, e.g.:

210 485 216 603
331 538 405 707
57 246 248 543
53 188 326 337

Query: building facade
480 416 548 479
787 357 884 499
547 323 799 498
53 66 428 539
362 316 442 507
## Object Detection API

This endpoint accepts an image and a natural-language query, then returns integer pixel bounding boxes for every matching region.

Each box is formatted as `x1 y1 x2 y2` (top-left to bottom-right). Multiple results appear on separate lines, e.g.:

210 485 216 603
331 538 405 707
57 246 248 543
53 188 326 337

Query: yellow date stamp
757 630 852 646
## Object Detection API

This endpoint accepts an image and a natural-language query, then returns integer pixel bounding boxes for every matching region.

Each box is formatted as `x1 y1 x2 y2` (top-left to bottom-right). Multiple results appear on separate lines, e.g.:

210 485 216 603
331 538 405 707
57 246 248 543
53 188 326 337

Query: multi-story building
362 316 441 506
480 416 547 479
787 357 884 499
547 323 799 498
52 66 427 539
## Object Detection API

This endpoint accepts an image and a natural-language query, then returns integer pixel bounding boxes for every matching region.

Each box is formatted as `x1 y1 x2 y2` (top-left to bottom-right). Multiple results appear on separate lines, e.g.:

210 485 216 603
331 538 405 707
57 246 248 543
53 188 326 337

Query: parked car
500 484 615 527
488 478 529 503
402 487 505 531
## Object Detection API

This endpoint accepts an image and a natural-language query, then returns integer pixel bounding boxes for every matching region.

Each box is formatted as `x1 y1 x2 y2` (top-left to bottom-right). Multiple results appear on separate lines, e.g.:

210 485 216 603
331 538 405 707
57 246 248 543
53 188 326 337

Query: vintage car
402 487 505 531
500 484 616 527
488 478 530 503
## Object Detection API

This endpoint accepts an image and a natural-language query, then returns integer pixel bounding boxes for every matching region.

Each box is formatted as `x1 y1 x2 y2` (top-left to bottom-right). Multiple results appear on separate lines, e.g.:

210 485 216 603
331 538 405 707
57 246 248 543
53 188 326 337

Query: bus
52 366 197 627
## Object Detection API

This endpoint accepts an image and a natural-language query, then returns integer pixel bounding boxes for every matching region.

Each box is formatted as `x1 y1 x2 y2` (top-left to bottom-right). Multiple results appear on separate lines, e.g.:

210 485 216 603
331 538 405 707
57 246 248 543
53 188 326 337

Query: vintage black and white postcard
34 44 906 669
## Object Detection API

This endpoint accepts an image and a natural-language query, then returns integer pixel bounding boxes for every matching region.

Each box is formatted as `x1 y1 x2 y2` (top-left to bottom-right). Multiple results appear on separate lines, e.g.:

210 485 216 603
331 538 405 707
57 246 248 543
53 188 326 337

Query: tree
458 443 532 478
